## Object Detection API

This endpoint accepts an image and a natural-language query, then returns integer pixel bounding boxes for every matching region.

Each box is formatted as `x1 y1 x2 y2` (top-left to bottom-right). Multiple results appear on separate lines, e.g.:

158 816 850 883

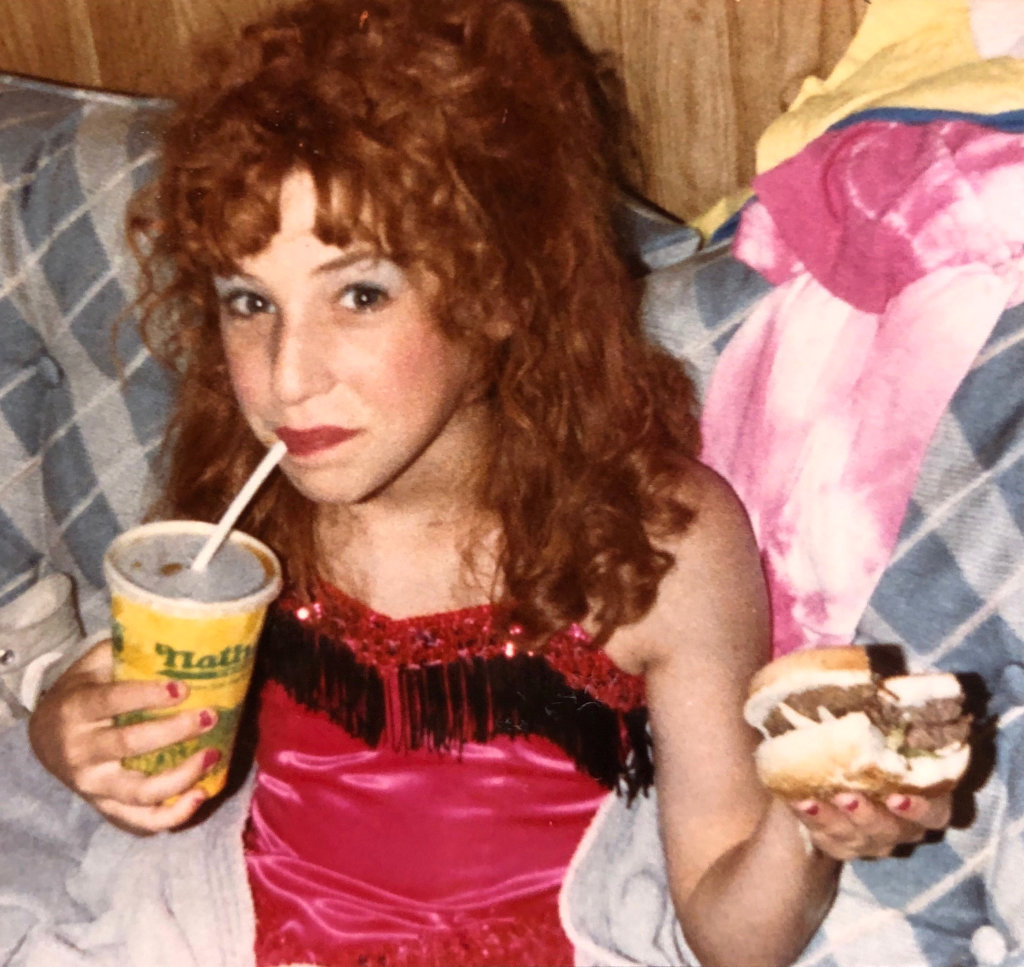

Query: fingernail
166 681 183 699
201 748 221 770
837 795 860 812
891 795 912 813
198 709 216 730
798 800 820 817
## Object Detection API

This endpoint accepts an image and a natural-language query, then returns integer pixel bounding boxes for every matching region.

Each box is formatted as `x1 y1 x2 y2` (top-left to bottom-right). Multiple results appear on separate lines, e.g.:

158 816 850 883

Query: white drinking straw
190 439 288 572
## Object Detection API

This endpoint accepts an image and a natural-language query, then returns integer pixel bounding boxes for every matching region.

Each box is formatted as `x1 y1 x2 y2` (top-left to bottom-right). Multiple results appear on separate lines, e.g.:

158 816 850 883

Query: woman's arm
625 463 949 967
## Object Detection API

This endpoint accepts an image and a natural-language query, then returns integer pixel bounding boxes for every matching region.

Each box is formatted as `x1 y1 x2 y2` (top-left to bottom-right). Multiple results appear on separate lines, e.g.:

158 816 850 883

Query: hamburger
743 646 972 800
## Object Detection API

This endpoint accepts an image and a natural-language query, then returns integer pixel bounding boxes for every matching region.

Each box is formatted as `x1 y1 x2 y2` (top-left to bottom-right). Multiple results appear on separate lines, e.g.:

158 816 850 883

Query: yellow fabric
692 0 1024 240
690 193 749 243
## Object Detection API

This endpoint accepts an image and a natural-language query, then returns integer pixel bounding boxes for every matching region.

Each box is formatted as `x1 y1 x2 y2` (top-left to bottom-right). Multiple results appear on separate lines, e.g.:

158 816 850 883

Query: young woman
27 1 953 964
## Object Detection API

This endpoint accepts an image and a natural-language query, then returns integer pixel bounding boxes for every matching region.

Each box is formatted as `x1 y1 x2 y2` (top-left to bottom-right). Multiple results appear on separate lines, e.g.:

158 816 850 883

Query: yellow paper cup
103 520 282 798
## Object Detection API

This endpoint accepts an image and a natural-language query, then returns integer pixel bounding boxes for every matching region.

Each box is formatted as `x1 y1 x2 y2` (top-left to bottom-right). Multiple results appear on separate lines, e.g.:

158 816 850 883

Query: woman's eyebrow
212 274 264 293
311 251 381 276
211 251 383 291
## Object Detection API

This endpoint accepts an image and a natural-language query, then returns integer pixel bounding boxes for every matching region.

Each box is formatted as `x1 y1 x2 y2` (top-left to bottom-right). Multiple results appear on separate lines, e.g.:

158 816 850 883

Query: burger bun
745 647 971 802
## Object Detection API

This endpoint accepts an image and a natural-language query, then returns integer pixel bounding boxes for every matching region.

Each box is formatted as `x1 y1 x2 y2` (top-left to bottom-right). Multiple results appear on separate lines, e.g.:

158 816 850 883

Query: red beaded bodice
254 582 652 794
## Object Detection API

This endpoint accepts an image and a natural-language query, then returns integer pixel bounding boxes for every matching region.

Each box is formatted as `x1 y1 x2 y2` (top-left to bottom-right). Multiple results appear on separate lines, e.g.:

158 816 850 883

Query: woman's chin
278 462 373 507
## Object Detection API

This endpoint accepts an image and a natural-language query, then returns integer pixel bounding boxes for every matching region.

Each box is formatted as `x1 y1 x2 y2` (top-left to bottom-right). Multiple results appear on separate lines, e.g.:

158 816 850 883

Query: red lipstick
276 425 359 457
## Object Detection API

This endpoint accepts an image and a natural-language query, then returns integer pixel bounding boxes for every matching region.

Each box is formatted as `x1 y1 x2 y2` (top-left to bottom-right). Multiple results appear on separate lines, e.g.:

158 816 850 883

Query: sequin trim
254 584 653 796
284 583 646 711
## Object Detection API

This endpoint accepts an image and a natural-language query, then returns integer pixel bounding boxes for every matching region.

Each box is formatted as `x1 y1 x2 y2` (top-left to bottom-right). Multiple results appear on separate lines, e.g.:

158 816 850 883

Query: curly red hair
131 0 700 649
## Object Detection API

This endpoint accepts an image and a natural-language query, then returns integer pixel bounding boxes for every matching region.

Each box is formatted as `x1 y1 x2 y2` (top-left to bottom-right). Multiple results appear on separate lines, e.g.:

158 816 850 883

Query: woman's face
216 170 487 510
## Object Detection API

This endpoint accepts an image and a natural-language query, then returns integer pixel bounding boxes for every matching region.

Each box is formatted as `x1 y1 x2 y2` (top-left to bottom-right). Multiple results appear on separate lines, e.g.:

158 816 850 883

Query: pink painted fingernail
201 748 221 770
799 801 820 817
837 795 860 812
166 681 183 699
892 795 912 812
198 709 216 730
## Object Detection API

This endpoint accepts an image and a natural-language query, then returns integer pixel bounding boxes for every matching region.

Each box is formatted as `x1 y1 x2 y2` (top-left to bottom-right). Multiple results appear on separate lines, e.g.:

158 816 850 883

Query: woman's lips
276 425 359 457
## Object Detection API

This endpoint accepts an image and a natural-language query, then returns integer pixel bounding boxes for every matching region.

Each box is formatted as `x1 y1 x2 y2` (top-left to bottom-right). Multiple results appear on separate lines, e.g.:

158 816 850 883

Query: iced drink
103 520 282 797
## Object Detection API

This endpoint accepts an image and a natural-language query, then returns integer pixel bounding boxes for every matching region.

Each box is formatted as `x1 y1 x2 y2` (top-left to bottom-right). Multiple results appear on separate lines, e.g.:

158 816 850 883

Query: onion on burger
743 646 972 801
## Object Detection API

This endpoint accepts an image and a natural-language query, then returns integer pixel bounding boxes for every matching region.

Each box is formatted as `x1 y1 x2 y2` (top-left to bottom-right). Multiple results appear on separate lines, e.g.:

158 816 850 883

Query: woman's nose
271 315 334 404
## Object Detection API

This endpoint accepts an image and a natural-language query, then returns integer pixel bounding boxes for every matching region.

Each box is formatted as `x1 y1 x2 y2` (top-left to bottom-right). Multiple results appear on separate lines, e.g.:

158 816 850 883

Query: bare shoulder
605 458 770 677
669 458 761 566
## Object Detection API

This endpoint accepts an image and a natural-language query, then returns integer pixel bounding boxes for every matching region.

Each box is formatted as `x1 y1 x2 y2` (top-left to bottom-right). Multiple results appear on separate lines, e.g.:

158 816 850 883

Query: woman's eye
340 283 389 312
222 291 274 318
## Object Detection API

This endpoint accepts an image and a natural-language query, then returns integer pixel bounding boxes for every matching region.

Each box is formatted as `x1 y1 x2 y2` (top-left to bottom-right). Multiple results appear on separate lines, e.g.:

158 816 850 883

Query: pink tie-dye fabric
700 120 1024 656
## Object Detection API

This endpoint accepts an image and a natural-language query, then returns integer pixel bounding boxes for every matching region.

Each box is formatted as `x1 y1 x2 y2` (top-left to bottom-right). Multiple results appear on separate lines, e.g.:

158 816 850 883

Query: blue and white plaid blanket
0 76 171 635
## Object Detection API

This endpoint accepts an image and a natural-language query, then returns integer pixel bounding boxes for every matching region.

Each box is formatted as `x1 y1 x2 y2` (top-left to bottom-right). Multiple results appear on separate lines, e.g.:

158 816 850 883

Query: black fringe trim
254 608 654 799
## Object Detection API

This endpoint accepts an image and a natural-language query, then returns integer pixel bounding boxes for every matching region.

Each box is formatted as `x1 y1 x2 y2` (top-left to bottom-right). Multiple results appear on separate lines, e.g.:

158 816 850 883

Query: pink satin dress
243 584 650 967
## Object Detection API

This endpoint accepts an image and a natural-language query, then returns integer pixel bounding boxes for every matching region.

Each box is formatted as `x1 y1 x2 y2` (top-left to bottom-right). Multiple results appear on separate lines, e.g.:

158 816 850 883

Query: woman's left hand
788 791 953 860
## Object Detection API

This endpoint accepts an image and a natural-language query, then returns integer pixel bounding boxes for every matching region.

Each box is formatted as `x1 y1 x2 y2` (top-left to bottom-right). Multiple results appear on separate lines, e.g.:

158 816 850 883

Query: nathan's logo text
154 643 255 679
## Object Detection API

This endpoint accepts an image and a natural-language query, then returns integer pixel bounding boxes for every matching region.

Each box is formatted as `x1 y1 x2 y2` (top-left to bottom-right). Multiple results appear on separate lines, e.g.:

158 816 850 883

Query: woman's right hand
28 640 220 834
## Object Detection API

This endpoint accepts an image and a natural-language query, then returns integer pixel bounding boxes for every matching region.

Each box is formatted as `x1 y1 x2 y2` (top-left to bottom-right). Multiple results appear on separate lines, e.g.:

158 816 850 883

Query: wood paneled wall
0 0 866 219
